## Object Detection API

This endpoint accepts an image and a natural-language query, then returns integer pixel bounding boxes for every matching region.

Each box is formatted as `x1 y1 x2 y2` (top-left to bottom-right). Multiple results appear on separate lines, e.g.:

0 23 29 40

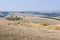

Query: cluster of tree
6 16 23 21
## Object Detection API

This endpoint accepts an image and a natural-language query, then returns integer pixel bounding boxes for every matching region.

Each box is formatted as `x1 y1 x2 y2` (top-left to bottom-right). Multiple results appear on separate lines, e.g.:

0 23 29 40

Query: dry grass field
0 13 60 40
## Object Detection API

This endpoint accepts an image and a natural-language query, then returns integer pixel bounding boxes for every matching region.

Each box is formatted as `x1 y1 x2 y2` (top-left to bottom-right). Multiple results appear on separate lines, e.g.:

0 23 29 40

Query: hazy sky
0 0 60 11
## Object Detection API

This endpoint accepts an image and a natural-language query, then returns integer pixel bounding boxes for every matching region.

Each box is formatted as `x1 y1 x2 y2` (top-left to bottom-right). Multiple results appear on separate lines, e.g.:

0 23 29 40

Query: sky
0 0 60 12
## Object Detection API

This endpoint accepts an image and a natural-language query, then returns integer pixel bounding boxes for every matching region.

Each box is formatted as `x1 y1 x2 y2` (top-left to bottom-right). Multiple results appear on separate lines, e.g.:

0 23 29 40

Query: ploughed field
0 13 60 40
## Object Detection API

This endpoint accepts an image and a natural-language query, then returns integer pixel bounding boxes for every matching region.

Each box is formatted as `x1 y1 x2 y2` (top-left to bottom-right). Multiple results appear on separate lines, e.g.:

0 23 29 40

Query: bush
6 16 23 21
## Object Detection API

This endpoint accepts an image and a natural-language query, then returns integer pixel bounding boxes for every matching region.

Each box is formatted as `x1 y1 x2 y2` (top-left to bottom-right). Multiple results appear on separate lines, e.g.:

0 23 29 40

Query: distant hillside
0 11 60 17
0 11 9 17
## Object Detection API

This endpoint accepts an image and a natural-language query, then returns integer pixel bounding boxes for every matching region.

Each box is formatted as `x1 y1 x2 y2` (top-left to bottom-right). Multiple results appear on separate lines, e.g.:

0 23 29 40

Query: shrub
6 16 23 21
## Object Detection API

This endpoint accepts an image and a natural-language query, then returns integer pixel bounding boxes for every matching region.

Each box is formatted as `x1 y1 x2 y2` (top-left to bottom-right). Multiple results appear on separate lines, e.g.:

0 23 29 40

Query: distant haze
0 0 60 12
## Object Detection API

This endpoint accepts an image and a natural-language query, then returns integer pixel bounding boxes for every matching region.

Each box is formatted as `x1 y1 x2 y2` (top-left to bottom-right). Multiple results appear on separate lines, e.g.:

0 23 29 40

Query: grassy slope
0 13 60 40
0 25 60 40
